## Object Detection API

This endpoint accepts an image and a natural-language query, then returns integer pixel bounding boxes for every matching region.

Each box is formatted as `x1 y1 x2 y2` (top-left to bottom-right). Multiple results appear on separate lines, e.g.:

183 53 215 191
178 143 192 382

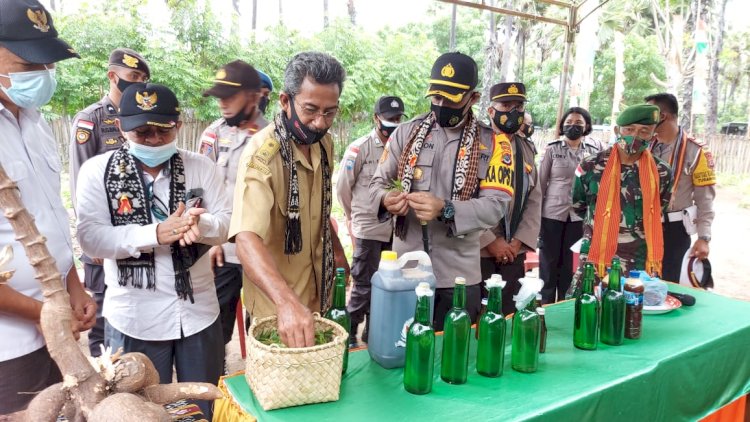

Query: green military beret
616 104 660 126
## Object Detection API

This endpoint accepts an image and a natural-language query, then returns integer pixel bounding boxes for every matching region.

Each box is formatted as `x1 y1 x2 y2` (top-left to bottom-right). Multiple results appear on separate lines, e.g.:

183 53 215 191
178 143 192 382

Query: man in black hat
68 47 150 357
76 82 231 419
370 52 511 328
337 95 404 346
199 60 268 361
479 82 542 314
0 0 96 413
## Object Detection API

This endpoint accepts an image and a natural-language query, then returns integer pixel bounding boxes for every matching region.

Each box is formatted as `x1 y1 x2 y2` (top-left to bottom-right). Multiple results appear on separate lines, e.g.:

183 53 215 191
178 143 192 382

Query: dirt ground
74 182 750 372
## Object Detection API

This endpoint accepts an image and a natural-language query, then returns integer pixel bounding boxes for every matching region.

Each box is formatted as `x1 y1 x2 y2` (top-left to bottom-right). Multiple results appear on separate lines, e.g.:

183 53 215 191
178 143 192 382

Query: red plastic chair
525 251 540 272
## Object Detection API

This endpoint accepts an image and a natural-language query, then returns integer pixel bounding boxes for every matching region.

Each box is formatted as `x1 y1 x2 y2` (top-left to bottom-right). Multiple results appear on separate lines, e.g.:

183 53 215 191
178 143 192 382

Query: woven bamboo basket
245 314 348 411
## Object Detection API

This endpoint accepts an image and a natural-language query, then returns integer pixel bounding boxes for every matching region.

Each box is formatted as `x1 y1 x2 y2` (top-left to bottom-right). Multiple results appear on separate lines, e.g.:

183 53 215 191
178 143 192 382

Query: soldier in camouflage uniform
569 104 672 295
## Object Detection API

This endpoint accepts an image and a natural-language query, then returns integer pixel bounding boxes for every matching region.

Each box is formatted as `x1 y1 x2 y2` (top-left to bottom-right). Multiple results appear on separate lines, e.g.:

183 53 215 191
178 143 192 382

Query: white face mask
0 66 57 109
127 140 178 167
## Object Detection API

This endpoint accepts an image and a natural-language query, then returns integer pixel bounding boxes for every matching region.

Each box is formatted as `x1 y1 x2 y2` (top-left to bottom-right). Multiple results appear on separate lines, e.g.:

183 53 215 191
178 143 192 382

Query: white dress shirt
76 149 231 341
0 103 74 362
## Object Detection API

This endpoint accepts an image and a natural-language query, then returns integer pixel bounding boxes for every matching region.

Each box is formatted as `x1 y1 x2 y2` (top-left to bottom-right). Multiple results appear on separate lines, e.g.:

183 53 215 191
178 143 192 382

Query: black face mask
492 108 523 134
523 124 534 138
258 96 270 115
377 119 398 139
116 76 137 94
286 97 328 145
225 105 254 127
563 125 585 141
431 101 468 128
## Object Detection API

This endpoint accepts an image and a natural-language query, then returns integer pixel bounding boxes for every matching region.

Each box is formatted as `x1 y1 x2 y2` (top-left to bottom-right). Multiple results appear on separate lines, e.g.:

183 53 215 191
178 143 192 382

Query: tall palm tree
705 0 728 134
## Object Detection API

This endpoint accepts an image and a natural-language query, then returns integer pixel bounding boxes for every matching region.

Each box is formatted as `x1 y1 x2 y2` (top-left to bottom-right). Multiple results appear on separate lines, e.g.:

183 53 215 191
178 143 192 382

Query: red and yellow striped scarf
588 147 664 277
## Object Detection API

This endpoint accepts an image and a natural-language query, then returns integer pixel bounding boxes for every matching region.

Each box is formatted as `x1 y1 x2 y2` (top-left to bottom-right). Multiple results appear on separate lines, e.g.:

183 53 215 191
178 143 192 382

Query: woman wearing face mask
538 107 601 303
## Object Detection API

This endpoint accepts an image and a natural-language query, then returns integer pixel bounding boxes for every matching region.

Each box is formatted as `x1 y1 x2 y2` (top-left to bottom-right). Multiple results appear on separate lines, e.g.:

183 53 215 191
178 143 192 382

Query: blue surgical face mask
0 66 57 109
128 140 177 167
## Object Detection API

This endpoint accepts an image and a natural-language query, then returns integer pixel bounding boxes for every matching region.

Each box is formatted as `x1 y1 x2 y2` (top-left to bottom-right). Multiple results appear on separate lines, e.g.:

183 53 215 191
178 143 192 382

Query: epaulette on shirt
547 139 563 146
247 137 281 175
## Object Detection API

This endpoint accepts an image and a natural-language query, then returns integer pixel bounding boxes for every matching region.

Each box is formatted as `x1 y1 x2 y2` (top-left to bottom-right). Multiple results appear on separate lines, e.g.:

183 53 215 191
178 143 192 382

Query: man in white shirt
76 82 231 419
0 0 96 414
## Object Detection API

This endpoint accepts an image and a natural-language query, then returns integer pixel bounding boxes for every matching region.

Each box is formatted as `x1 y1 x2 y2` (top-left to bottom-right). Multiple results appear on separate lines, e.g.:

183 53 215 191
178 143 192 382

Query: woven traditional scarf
588 147 664 277
272 112 335 312
104 145 210 303
394 112 481 239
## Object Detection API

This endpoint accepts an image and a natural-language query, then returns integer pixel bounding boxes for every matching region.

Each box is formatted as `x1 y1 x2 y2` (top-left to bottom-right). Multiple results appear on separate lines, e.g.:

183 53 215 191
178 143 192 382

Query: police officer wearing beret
645 93 716 282
370 52 510 329
479 82 542 315
199 60 268 355
337 95 404 345
0 0 95 412
257 68 274 115
68 47 150 357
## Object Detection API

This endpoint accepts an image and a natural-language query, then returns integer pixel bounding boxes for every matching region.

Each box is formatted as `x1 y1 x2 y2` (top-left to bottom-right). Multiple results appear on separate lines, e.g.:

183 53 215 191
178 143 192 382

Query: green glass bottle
601 257 626 345
574 262 600 350
325 268 350 374
441 277 471 384
477 275 506 377
404 283 435 394
511 291 541 373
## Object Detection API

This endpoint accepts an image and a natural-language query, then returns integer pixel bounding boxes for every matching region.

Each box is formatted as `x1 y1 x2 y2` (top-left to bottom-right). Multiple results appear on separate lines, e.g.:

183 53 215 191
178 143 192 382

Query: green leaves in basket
256 327 335 347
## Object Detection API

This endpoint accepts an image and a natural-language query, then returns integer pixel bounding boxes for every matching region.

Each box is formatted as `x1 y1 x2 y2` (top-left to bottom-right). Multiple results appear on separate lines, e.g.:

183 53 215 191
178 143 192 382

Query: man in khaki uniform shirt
229 52 349 348
200 60 268 349
370 53 510 330
478 82 542 315
646 93 716 282
337 95 403 346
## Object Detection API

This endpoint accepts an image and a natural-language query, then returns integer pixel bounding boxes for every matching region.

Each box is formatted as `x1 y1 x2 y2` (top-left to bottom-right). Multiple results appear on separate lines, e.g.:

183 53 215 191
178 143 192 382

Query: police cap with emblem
490 82 527 103
0 0 79 63
119 83 180 132
426 52 478 103
616 104 660 126
109 48 150 79
374 96 404 120
203 60 261 99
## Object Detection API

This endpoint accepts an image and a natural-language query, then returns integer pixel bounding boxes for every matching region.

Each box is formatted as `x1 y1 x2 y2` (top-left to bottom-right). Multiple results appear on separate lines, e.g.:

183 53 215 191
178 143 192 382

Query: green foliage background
45 1 749 146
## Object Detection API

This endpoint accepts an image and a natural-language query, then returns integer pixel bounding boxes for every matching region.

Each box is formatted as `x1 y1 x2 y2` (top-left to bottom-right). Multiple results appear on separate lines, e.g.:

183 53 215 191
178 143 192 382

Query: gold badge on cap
216 69 227 80
27 9 50 33
653 110 659 122
136 91 158 111
122 54 139 68
508 84 519 95
441 63 455 78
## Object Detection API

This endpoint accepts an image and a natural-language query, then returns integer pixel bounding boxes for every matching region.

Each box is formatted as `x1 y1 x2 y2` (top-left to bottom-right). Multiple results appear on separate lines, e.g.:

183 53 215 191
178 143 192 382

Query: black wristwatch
440 199 455 222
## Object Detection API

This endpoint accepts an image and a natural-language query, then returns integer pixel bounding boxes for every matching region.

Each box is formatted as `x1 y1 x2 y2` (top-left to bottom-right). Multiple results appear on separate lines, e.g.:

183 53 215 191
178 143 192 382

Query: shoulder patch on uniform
76 128 91 144
77 120 95 130
247 159 271 175
547 139 563 145
253 138 280 165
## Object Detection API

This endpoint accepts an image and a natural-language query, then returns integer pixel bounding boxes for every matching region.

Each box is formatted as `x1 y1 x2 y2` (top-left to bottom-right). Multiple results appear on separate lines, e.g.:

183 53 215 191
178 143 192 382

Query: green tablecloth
224 285 750 421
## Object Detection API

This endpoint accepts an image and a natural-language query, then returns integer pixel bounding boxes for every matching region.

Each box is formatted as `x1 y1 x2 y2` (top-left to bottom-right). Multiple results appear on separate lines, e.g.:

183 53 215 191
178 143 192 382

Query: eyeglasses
132 127 176 139
292 97 339 121
146 181 169 222
619 126 655 138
